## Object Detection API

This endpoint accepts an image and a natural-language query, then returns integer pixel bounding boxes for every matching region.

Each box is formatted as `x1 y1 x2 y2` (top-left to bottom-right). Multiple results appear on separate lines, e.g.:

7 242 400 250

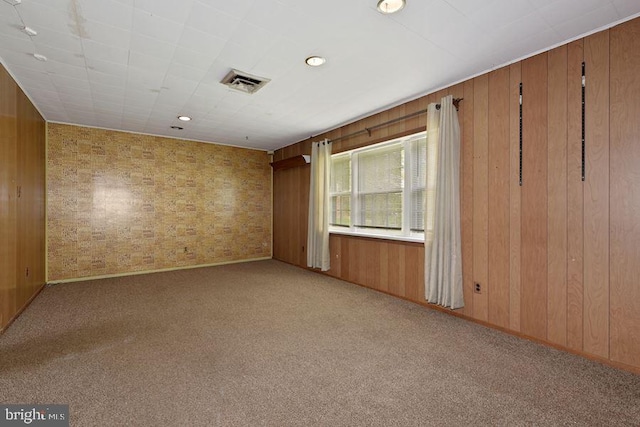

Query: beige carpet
1 260 639 426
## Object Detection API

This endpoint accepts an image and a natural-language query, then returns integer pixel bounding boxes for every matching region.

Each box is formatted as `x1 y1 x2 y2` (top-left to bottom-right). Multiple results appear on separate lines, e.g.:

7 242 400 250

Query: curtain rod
322 98 463 144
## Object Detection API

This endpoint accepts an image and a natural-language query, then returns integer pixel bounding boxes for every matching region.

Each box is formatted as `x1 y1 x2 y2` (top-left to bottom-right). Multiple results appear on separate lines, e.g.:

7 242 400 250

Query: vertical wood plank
416 245 426 302
387 242 400 295
610 18 640 369
365 241 381 290
566 39 585 351
0 65 17 329
347 238 360 284
583 30 609 358
488 67 511 328
397 244 406 298
16 90 32 308
379 241 389 293
547 45 568 346
521 53 548 340
509 62 522 332
340 237 350 279
328 235 341 278
473 74 489 322
404 246 420 301
461 79 474 317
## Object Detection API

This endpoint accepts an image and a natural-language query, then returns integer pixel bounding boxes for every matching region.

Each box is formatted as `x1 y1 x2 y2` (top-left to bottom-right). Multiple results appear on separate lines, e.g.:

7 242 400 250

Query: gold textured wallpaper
47 123 271 282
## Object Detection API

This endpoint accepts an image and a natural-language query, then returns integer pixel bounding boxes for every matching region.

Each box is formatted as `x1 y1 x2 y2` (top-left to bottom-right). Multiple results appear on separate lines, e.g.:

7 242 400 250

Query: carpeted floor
1 260 639 426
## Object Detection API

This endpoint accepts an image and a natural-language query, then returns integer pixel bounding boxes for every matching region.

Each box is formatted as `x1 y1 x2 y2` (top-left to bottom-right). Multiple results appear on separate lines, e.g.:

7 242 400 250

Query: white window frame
329 131 426 243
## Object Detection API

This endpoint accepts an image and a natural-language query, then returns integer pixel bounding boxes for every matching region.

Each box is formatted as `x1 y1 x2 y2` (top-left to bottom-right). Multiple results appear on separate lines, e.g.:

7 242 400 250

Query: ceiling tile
538 0 612 28
553 5 622 39
176 26 226 56
81 20 132 49
44 60 88 80
192 0 255 20
469 0 536 31
76 0 134 31
88 69 126 87
132 8 184 44
82 39 129 64
86 57 128 75
128 51 170 73
166 62 207 81
32 28 83 53
133 0 195 24
613 0 640 16
130 33 176 60
185 2 241 39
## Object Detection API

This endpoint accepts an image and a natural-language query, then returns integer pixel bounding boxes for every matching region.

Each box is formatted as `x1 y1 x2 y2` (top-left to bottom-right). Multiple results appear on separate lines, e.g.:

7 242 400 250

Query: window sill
329 228 424 244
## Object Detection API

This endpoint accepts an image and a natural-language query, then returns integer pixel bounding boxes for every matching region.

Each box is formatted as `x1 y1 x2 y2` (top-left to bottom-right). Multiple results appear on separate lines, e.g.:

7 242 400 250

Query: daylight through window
329 131 427 241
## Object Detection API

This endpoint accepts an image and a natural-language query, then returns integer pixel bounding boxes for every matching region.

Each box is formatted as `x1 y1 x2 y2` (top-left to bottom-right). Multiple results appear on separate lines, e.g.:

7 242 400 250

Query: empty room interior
2 0 640 425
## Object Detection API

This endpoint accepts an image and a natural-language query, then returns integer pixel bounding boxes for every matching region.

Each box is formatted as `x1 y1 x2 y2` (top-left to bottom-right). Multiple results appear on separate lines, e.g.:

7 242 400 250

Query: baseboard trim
276 258 640 376
47 257 272 285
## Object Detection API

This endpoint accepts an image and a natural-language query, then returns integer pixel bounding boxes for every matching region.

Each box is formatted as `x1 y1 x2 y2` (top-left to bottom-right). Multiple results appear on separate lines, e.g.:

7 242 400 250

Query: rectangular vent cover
221 69 270 94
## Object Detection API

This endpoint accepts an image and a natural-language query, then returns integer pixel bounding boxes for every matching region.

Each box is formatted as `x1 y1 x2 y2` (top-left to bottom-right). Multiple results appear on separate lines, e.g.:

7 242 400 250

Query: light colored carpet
1 260 639 426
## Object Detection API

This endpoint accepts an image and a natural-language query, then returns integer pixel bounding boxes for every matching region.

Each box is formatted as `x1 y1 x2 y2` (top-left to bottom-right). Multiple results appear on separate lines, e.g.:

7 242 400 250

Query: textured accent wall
47 123 271 281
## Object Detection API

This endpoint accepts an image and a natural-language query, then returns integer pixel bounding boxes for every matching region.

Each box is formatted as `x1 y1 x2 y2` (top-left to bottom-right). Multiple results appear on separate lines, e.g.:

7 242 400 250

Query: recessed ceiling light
170 125 183 130
177 115 191 121
305 56 326 67
33 53 47 61
377 0 405 14
22 26 37 36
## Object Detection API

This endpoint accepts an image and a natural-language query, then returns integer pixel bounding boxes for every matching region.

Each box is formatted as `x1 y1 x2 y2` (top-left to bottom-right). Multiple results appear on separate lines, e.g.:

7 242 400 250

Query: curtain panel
307 140 332 271
424 96 464 309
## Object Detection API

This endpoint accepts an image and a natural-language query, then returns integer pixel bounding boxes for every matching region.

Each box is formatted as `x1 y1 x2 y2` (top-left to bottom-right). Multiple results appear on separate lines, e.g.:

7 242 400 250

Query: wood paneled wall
0 63 46 332
609 19 640 369
273 18 640 372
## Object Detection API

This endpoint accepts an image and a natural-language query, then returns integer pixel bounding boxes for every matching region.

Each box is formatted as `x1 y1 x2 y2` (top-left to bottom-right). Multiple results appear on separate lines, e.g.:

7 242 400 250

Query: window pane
410 136 427 231
331 155 351 193
411 189 424 231
411 136 427 190
357 192 402 229
331 195 351 226
358 143 403 193
329 130 426 240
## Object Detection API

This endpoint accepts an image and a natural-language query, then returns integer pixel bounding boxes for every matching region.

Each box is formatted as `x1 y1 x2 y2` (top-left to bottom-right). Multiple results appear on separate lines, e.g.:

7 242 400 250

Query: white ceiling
1 0 639 151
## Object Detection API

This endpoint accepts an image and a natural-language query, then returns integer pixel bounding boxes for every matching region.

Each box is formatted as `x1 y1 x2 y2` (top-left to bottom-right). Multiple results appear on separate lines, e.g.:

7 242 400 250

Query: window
329 131 427 241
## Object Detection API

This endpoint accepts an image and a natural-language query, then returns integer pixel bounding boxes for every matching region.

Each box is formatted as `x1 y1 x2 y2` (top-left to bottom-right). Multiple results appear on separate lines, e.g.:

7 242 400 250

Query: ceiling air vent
220 69 270 94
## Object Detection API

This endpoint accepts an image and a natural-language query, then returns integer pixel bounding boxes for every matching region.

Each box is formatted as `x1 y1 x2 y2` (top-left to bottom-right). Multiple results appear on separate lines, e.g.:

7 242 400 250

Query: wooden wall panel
328 234 341 278
472 75 489 322
566 39 585 351
16 91 29 308
404 246 420 302
547 45 568 346
461 80 474 318
0 64 46 332
272 17 640 372
521 53 548 340
509 62 522 332
488 67 510 328
28 100 45 299
610 19 640 368
273 166 308 267
583 31 610 358
0 65 18 329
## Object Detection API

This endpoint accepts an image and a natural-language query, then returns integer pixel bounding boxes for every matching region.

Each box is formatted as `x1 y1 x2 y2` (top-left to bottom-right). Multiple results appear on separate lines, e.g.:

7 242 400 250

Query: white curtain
307 139 332 271
424 95 464 309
